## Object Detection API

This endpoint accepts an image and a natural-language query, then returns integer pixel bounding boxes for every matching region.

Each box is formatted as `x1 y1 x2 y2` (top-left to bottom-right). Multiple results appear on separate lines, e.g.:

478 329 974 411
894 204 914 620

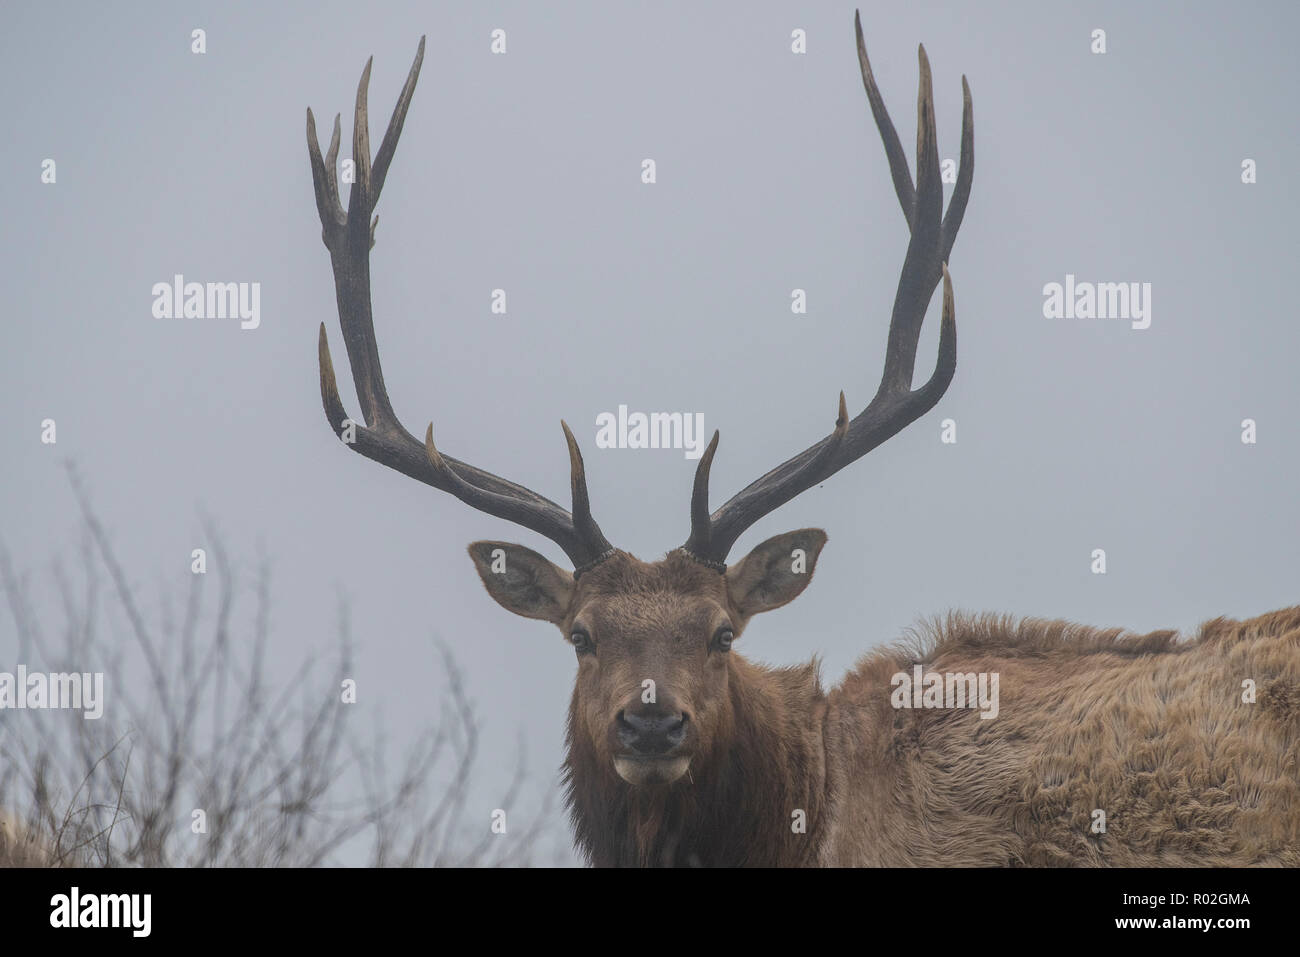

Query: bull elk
305 13 1300 866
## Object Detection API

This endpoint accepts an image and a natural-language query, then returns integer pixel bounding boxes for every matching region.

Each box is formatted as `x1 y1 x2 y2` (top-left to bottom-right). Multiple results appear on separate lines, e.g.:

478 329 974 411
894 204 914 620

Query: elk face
468 530 827 787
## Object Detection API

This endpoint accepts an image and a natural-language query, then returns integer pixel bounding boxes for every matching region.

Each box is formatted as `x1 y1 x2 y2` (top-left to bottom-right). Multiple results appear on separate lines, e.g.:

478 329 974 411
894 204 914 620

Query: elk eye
712 627 734 652
570 630 594 655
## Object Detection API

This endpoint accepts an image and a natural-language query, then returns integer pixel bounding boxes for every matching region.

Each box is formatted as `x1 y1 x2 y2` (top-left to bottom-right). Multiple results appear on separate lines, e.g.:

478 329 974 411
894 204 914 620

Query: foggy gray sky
3 1 1299 862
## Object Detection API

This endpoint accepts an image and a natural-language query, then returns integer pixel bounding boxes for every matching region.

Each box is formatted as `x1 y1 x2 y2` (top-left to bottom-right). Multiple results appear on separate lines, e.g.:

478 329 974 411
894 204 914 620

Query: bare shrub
0 467 560 867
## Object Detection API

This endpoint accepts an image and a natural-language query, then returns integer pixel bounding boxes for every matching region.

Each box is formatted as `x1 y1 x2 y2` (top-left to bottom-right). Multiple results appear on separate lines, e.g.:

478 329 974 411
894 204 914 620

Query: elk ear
467 541 574 625
725 529 827 618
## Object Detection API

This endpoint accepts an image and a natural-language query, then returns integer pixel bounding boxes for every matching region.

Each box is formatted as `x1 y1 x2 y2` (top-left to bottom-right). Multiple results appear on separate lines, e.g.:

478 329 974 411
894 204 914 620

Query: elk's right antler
680 11 974 569
307 37 615 571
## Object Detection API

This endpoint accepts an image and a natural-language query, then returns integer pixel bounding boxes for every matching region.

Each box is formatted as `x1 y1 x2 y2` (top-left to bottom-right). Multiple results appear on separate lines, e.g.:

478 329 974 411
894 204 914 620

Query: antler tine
318 323 348 433
680 11 971 568
371 38 425 207
346 35 425 229
350 57 374 217
308 40 615 570
561 421 614 567
306 109 343 233
942 75 974 261
876 42 943 399
855 10 914 226
421 424 608 563
684 394 850 563
325 114 342 211
683 431 721 564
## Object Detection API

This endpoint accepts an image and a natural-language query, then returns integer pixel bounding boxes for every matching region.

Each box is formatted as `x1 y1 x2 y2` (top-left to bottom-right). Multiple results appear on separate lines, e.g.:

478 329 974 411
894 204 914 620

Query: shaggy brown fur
822 608 1300 866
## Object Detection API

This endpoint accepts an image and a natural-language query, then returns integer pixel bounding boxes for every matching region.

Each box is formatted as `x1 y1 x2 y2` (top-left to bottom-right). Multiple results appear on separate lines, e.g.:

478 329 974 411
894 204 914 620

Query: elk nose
616 709 688 755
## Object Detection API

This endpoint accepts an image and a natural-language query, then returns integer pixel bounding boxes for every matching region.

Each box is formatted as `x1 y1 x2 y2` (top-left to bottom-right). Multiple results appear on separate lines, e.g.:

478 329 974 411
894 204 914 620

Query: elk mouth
613 754 692 786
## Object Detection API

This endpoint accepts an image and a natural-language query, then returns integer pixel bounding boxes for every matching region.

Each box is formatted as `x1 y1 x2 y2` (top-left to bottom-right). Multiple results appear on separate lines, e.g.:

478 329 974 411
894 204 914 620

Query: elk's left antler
681 10 973 568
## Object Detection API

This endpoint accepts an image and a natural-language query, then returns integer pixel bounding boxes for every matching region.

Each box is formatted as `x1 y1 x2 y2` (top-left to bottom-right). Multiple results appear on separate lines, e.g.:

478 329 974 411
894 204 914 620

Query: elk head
305 11 971 792
467 531 828 786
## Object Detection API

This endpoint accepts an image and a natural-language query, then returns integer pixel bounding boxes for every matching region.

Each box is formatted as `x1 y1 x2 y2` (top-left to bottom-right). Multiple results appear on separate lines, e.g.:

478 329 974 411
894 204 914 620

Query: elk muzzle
612 704 691 785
